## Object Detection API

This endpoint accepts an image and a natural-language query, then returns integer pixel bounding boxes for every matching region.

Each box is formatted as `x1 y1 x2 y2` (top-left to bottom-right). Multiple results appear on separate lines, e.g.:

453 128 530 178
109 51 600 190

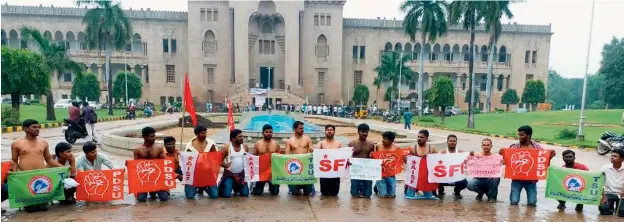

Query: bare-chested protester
285 121 314 195
405 129 439 200
219 129 250 197
9 119 63 212
316 124 344 196
184 125 220 199
251 124 281 195
133 127 169 202
436 134 470 199
348 123 375 198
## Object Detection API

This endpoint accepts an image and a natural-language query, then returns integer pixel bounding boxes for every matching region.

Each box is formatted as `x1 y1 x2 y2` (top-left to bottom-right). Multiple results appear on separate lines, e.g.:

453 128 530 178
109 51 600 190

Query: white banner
244 154 260 182
427 153 470 183
254 96 266 107
313 147 353 178
349 158 382 181
178 152 199 185
405 156 422 189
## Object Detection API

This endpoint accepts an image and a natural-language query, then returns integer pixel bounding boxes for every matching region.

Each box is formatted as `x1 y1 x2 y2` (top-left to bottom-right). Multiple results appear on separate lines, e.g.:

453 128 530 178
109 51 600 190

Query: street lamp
577 0 596 141
397 51 403 113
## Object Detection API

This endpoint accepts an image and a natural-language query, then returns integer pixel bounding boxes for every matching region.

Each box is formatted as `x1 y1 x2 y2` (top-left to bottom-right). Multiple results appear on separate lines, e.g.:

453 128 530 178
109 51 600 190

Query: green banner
545 166 605 206
271 153 317 185
8 167 69 208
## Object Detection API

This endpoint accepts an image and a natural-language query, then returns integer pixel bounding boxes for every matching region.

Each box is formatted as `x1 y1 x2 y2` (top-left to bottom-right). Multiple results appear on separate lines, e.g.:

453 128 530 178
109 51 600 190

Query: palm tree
78 0 132 115
374 52 415 109
20 26 83 121
401 0 448 117
483 1 513 113
448 1 485 128
373 75 382 105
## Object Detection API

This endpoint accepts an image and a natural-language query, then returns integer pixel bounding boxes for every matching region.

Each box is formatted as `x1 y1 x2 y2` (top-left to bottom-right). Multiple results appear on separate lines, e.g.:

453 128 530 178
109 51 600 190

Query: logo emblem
563 174 585 192
285 159 303 175
28 176 53 195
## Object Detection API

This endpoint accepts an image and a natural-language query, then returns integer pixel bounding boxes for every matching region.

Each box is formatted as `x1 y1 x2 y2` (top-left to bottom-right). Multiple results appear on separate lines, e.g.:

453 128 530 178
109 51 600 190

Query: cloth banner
255 96 266 107
427 153 470 183
348 158 382 181
244 153 272 182
75 169 125 202
271 153 317 185
371 150 404 177
466 155 503 178
126 159 176 193
313 148 353 178
545 166 605 205
8 167 69 208
405 156 422 189
179 152 223 187
503 148 552 180
1 161 10 183
250 88 268 96
227 97 235 131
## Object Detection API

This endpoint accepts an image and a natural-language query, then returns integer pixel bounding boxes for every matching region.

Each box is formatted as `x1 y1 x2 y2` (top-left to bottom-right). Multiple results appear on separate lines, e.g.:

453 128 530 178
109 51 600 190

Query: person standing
82 101 98 143
599 149 624 217
467 138 501 202
316 125 344 196
403 109 413 130
348 124 375 198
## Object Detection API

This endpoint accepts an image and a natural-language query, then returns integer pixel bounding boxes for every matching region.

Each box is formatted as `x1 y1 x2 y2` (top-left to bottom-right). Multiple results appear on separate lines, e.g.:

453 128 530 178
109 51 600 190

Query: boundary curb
2 112 164 133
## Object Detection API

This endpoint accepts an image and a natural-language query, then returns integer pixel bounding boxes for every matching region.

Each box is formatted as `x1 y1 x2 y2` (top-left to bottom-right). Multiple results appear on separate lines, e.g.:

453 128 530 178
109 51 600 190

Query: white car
86 101 101 110
54 99 72 109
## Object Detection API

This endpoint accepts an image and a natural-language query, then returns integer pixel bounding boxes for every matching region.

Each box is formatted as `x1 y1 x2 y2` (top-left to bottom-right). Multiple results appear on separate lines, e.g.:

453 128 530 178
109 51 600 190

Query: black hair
612 149 624 160
418 129 429 138
72 101 80 107
164 136 176 144
194 125 207 135
357 123 370 132
482 138 492 144
325 124 335 131
293 121 304 129
230 129 242 140
83 101 89 106
83 142 97 154
262 124 273 132
562 149 575 157
447 134 457 141
141 127 156 137
518 125 533 136
22 119 39 128
55 142 72 158
382 131 396 142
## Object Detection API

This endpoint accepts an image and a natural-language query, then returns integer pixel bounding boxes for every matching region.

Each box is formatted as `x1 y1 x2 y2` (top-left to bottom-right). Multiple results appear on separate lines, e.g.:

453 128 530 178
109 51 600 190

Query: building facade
1 0 552 110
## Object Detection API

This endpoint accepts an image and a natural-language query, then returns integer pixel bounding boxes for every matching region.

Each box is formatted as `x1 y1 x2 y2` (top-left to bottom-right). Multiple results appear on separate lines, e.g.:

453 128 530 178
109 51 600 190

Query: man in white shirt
599 149 624 217
76 142 115 171
323 105 328 116
333 106 338 117
316 105 322 115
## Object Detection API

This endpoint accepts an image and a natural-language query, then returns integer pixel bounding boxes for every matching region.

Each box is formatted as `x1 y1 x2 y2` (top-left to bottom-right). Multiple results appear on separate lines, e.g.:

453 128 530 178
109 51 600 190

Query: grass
16 104 145 125
411 109 624 148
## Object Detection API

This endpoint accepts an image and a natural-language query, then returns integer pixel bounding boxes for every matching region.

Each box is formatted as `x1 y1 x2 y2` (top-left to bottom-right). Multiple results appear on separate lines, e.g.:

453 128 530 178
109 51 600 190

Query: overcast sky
3 0 623 78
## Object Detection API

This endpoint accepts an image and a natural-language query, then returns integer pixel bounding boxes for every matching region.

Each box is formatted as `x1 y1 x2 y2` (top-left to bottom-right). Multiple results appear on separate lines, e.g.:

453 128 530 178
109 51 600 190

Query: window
62 94 68 99
318 72 325 87
125 43 131 52
213 9 218 21
526 74 534 81
205 65 215 84
352 46 358 59
532 51 537 64
359 46 366 59
525 50 530 63
497 76 503 91
207 10 213 22
160 96 166 105
326 14 331 26
168 96 174 103
163 39 169 53
166 65 175 83
258 40 263 54
409 81 416 90
171 39 177 53
200 9 205 21
320 14 326 26
354 71 362 85
63 73 72 82
314 14 319 26
270 40 275 54
263 40 270 54
480 75 486 91
176 97 182 102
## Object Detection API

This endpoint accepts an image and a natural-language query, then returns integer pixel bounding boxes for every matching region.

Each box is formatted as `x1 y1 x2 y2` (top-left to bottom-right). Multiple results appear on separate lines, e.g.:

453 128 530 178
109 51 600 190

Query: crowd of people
2 119 623 218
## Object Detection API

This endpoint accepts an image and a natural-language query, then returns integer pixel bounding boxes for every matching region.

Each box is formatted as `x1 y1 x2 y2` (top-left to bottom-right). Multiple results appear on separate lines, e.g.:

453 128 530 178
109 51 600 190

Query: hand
499 149 505 156
136 160 162 186
510 151 534 176
8 161 17 172
469 151 475 156
84 172 109 197
177 174 183 181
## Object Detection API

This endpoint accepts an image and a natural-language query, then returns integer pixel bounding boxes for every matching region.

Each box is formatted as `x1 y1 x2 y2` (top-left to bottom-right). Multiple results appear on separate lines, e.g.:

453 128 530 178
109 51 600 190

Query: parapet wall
343 18 552 34
1 4 187 21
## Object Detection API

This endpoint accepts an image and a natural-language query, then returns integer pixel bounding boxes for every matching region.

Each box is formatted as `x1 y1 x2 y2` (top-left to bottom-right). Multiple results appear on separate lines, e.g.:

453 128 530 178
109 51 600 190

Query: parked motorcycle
384 112 401 123
62 119 88 144
597 131 624 155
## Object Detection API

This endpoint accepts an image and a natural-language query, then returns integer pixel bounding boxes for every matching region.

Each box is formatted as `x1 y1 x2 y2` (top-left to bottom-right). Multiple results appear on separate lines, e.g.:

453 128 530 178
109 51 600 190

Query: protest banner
545 166 605 205
405 156 422 189
8 167 69 208
371 150 404 177
427 153 470 183
271 153 317 185
178 152 223 187
503 148 552 180
244 153 272 182
126 159 176 193
76 169 125 202
348 158 382 181
1 161 10 183
466 155 503 178
313 147 353 178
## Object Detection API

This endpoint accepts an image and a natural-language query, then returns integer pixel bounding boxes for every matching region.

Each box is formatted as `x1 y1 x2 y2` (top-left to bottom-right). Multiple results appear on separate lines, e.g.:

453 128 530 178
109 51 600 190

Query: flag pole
180 75 185 148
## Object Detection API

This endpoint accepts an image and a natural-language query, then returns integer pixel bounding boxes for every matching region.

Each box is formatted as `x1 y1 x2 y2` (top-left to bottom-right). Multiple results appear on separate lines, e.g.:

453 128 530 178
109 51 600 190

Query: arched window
413 43 421 60
498 45 508 63
394 42 402 51
316 34 328 58
203 30 217 54
480 45 488 62
1 29 6 46
384 42 392 52
77 32 86 50
442 44 451 61
261 21 273 34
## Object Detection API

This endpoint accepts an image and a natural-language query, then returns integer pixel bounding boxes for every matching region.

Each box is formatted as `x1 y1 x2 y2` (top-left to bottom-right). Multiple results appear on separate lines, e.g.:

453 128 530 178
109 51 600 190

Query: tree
21 26 83 121
373 76 382 106
464 88 480 108
521 80 546 111
71 72 101 101
112 71 143 103
483 1 513 113
1 47 51 114
501 88 519 111
374 52 415 109
448 1 485 128
352 84 370 105
598 37 624 108
79 0 133 115
430 77 455 124
401 0 448 116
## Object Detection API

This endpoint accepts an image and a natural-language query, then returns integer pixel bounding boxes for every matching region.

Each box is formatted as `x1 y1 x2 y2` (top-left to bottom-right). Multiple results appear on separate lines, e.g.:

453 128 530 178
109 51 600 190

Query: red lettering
434 165 447 177
448 164 461 177
319 159 332 172
333 159 346 171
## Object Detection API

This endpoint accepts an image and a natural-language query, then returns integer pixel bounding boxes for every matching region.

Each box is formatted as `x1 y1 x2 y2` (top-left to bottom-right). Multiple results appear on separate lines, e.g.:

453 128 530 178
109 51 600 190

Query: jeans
599 194 624 216
404 122 411 130
2 183 7 202
320 178 340 196
219 177 249 198
405 187 437 200
63 187 77 202
288 185 314 195
467 178 500 200
510 180 537 205
438 179 468 195
185 186 218 199
252 181 280 195
350 179 373 197
375 176 396 197
137 191 169 202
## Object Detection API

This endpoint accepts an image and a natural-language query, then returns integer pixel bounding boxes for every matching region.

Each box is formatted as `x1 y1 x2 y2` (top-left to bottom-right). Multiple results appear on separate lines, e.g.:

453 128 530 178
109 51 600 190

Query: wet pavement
1 113 622 221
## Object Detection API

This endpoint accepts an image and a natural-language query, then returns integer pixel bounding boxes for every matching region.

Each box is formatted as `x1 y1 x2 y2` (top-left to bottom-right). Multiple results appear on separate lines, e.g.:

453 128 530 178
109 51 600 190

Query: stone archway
248 0 285 91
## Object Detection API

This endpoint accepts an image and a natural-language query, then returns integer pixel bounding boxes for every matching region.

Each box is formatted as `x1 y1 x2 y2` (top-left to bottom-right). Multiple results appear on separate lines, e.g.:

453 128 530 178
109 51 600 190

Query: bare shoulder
304 135 313 142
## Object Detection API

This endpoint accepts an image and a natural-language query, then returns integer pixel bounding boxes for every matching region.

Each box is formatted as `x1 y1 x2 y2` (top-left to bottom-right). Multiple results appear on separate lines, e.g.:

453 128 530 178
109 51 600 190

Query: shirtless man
316 124 344 196
10 119 63 212
436 134 469 199
133 127 169 202
251 124 281 195
184 126 219 199
374 131 400 198
219 129 250 198
405 129 439 200
285 121 314 195
348 124 375 198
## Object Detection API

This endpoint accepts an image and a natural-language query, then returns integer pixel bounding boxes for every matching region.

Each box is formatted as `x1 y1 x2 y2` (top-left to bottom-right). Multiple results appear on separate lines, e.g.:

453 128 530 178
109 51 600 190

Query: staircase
228 85 306 106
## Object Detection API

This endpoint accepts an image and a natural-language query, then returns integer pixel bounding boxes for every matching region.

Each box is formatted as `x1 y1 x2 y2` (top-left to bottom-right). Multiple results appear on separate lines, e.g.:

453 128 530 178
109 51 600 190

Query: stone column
428 73 434 89
503 76 509 90
97 65 104 83
454 75 461 88
140 65 147 83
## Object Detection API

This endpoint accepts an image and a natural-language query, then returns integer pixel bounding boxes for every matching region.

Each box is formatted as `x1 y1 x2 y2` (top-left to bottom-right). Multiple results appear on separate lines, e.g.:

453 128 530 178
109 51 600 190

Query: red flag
227 96 235 131
371 150 404 177
503 148 552 180
244 153 272 182
75 169 125 202
184 73 197 126
126 159 177 193
179 152 223 187
1 161 11 183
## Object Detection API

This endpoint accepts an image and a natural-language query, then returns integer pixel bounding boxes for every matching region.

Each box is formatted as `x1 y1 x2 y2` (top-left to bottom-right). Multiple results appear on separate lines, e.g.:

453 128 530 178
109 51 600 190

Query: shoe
406 195 439 200
557 204 566 210
24 206 38 213
476 193 484 201
36 205 48 212
453 192 463 199
487 198 497 203
575 205 583 212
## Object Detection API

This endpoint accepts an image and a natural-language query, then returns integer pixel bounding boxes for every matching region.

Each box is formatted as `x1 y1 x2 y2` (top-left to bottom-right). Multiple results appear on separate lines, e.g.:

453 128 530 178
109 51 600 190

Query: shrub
557 128 577 139
473 109 481 114
1 105 20 126
495 108 505 113
31 99 41 104
419 117 435 123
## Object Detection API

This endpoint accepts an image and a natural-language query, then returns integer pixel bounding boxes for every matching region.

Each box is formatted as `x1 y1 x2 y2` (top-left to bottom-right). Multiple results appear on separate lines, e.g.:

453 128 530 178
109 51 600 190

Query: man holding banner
219 129 250 198
555 150 590 211
250 124 281 195
184 126 220 199
283 121 315 195
435 135 469 199
132 127 170 202
314 125 347 196
372 132 402 198
466 138 502 202
348 124 376 198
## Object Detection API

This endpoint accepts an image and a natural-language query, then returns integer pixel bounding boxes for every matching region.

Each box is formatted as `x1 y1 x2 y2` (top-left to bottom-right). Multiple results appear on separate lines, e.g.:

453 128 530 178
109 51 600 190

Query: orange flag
371 150 404 177
503 148 552 180
1 161 10 183
179 152 223 187
126 159 176 193
184 73 197 126
75 169 125 202
227 96 235 131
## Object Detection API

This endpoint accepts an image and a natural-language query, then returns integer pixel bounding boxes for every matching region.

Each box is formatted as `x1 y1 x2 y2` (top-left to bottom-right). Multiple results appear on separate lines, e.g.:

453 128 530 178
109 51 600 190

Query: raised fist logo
137 160 161 186
84 172 109 197
510 151 534 176
379 153 399 172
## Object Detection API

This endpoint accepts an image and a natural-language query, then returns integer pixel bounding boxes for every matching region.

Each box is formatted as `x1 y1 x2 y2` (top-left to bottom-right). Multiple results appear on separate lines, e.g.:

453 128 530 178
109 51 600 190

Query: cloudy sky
3 0 623 78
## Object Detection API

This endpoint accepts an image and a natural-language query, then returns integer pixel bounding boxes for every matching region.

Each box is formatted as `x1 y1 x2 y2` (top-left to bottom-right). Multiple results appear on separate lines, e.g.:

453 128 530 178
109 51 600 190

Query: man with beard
467 138 502 202
557 149 589 211
436 134 469 199
285 121 314 195
184 126 220 199
316 124 344 196
220 129 250 197
133 127 169 202
251 124 281 195
348 123 375 198
405 130 439 200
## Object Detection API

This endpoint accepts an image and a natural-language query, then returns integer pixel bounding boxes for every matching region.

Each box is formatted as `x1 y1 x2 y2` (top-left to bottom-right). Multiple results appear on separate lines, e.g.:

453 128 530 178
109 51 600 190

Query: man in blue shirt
403 109 413 130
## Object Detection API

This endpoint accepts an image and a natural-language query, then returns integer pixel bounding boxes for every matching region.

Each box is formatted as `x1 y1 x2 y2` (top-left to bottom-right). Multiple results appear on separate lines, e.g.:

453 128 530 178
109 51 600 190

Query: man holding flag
251 124 281 195
184 126 220 199
557 150 589 211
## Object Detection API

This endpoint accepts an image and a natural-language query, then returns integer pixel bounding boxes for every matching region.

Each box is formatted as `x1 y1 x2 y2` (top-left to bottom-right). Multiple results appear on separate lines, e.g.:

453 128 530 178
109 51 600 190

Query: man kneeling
219 129 250 197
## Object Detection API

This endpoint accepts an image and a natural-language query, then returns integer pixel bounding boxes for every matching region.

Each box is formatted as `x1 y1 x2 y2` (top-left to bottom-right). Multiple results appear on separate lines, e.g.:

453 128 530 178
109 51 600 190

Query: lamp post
577 0 596 141
124 49 128 105
397 51 403 113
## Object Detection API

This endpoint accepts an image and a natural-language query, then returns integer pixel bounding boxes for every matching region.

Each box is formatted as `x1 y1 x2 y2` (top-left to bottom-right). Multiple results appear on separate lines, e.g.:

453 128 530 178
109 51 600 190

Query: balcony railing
67 50 147 59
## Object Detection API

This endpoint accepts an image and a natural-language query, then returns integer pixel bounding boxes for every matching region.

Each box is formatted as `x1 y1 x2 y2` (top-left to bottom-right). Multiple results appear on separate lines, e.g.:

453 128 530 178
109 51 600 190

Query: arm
221 144 230 168
133 148 140 160
253 142 259 155
209 144 218 152
307 138 313 153
285 140 291 154
315 141 323 150
69 157 77 177
43 143 63 167
11 142 19 169
102 154 115 169
159 148 166 159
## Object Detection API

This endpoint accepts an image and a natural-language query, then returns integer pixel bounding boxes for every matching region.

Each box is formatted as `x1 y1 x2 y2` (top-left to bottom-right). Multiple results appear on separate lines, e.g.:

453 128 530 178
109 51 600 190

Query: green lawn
17 105 144 124
412 109 624 148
